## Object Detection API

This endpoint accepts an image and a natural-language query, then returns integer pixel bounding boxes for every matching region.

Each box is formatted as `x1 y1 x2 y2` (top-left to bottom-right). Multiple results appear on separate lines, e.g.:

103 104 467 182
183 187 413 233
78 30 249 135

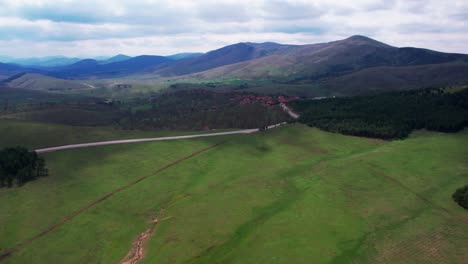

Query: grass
0 123 467 263
1 108 122 126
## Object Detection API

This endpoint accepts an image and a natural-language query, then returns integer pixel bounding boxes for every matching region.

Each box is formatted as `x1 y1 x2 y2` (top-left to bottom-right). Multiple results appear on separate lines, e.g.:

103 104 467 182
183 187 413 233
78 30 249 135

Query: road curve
280 103 300 119
35 129 258 153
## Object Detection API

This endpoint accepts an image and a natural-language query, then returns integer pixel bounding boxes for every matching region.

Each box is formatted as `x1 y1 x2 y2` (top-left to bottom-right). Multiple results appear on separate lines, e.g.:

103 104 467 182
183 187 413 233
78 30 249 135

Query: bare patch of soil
121 210 174 264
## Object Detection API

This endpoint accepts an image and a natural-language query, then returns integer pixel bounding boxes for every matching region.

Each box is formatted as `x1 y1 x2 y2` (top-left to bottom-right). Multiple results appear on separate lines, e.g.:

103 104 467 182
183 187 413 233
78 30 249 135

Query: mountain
2 73 91 91
152 42 297 76
192 35 468 80
53 55 172 79
164 36 468 95
166 53 204 60
99 54 132 64
0 56 82 67
2 36 468 96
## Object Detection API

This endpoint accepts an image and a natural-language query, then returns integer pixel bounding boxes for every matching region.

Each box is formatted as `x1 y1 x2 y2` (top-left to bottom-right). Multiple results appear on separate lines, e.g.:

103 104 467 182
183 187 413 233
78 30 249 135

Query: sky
0 0 467 58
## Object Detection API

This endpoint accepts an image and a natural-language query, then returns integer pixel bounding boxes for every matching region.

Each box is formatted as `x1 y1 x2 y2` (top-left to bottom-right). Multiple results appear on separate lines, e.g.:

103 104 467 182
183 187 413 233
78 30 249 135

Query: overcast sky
0 0 467 58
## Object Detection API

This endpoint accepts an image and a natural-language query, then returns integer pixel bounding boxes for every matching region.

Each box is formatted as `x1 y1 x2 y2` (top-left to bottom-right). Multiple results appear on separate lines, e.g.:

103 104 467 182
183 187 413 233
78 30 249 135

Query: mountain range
1 35 468 96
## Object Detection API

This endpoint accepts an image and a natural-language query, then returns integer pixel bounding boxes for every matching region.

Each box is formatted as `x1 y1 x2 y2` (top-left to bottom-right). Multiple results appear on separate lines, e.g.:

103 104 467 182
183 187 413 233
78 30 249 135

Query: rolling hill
3 73 91 91
52 55 172 79
0 63 31 80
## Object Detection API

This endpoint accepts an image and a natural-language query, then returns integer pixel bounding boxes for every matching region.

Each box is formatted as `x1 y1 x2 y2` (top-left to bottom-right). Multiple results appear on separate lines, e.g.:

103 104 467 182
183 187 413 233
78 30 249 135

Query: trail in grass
0 142 224 262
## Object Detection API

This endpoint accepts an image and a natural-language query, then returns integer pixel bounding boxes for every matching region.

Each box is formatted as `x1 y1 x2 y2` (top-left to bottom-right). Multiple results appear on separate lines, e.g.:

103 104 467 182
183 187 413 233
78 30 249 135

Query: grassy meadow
0 122 467 263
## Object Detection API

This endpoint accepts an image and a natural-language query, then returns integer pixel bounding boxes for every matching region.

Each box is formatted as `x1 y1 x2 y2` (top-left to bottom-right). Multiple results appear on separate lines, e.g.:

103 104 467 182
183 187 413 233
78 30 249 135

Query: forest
290 87 468 139
119 90 291 130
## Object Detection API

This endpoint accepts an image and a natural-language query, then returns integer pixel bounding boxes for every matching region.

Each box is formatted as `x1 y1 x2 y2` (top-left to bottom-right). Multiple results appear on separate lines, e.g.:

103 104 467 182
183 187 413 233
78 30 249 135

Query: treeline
290 87 468 139
119 90 290 130
0 147 48 187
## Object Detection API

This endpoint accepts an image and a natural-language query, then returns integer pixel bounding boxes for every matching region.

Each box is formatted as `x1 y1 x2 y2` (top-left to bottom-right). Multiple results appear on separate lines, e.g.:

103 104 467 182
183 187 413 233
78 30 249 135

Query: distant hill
0 56 82 68
0 63 47 80
3 73 91 91
166 53 204 60
0 63 25 79
99 54 132 64
52 55 172 79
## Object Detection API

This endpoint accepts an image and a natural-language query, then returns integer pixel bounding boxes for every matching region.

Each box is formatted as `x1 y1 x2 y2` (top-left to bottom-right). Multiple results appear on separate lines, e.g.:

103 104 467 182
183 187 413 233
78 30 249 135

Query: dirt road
35 129 258 153
280 103 300 119
34 124 289 153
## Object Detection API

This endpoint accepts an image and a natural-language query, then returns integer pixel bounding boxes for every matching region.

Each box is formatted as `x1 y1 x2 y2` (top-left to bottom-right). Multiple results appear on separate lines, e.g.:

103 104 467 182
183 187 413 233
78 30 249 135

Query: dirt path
0 142 224 262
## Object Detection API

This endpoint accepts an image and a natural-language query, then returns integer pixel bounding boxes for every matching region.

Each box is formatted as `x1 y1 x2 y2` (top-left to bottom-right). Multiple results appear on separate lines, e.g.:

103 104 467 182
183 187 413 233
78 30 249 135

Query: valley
0 33 467 264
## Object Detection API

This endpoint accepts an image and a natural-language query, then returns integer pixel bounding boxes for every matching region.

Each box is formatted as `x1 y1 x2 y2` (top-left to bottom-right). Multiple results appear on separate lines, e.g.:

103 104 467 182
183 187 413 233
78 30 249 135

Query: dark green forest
0 147 48 187
290 88 468 139
119 90 290 130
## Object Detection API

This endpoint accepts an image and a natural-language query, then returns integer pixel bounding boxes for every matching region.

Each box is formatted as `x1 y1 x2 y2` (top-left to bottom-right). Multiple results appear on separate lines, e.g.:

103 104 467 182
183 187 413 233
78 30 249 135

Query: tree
0 147 48 188
452 185 468 209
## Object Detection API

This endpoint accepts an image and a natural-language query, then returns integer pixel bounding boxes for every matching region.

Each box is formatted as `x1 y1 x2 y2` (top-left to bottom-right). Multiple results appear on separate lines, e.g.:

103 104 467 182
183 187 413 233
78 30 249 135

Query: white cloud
0 0 467 57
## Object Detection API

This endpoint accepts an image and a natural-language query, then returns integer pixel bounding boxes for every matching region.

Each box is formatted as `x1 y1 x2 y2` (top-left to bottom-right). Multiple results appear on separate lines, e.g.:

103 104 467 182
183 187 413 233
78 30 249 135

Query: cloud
0 0 467 57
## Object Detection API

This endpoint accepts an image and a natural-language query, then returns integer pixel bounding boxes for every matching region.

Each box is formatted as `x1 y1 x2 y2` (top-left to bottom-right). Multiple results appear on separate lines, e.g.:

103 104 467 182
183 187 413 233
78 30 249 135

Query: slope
0 124 467 264
320 61 468 95
0 63 30 80
153 42 297 76
4 73 91 91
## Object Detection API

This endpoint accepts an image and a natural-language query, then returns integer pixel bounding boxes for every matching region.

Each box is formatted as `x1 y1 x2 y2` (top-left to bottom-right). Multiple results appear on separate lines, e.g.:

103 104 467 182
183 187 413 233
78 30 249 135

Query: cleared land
0 123 467 263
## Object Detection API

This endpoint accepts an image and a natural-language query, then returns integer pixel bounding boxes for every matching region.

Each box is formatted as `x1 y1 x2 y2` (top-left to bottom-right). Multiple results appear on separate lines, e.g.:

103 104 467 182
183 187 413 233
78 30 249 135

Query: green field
0 122 467 263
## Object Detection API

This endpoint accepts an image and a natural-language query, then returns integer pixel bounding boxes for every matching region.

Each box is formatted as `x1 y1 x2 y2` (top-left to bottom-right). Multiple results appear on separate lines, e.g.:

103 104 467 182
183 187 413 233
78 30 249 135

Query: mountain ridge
1 35 468 96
